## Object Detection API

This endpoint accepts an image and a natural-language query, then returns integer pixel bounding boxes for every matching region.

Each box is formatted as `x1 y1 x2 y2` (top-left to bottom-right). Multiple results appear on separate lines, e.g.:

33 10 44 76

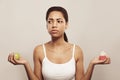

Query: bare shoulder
75 45 83 53
74 44 84 61
34 44 43 53
33 44 44 62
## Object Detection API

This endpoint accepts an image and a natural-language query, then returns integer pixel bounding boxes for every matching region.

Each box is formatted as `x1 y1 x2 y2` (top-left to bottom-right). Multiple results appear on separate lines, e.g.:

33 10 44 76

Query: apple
99 51 107 60
14 53 20 60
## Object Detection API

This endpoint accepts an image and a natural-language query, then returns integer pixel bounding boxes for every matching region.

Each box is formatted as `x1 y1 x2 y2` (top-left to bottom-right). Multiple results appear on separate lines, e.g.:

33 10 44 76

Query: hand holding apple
8 52 28 65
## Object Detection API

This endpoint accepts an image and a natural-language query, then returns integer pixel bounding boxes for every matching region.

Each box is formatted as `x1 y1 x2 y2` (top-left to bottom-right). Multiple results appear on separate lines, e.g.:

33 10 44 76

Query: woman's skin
8 10 110 80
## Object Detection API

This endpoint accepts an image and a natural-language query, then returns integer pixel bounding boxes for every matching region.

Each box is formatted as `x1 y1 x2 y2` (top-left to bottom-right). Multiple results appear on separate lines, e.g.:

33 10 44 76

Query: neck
50 36 67 46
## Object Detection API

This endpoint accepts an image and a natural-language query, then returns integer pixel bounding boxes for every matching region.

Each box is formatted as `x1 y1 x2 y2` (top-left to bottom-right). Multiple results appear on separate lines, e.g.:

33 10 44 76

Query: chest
45 46 73 64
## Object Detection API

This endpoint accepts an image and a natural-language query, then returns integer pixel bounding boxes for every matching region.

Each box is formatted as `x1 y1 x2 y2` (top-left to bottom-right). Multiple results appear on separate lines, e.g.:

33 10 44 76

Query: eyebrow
48 18 63 21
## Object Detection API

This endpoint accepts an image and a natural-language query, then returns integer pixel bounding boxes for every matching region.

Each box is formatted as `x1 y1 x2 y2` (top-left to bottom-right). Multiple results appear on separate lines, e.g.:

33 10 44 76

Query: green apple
14 53 20 60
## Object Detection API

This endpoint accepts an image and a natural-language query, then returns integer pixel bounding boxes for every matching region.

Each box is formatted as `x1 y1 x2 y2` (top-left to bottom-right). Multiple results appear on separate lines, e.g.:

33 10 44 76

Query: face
47 11 68 38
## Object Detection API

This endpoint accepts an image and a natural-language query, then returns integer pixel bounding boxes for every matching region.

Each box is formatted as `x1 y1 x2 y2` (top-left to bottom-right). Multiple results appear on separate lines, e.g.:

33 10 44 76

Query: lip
51 30 59 34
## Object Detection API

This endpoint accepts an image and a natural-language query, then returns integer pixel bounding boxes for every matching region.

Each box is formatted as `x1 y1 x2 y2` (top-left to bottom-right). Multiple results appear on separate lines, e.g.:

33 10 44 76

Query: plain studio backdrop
0 0 120 80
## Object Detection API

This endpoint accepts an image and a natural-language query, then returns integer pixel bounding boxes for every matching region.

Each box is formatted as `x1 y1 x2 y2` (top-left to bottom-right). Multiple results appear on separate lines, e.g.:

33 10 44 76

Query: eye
47 20 52 24
57 20 63 23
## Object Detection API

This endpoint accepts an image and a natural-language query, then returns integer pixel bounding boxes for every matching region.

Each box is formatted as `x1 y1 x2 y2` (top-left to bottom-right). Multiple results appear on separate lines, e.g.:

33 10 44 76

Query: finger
97 57 108 64
8 54 11 62
8 53 13 62
99 59 106 64
13 54 19 63
8 52 14 60
105 57 111 64
9 53 17 65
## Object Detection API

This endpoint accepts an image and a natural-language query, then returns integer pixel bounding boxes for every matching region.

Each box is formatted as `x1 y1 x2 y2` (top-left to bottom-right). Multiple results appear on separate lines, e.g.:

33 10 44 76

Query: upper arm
75 45 84 80
33 45 43 80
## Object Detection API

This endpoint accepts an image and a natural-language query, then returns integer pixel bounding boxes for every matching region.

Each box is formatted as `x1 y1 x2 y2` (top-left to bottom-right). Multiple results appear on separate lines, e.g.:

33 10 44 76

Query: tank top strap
72 44 75 58
42 44 46 57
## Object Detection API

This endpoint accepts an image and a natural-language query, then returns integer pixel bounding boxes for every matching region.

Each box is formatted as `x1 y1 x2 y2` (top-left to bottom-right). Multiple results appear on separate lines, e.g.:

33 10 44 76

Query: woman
8 6 110 80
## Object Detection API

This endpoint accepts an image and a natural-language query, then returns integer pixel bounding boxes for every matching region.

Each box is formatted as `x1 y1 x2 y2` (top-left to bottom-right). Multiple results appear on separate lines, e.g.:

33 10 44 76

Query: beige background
0 0 120 80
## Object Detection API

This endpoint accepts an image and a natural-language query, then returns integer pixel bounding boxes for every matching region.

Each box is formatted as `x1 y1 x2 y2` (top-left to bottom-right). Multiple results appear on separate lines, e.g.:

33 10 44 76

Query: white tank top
42 44 76 80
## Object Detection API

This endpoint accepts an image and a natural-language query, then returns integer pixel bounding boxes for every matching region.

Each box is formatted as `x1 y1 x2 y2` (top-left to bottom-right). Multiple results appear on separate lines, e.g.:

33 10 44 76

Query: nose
52 21 57 28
